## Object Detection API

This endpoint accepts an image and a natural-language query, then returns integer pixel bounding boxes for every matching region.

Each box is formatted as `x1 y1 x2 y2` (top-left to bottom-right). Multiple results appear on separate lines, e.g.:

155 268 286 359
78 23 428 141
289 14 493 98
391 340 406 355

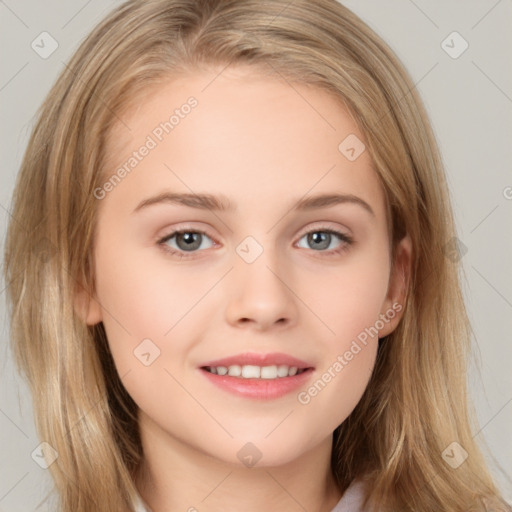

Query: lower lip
199 368 314 400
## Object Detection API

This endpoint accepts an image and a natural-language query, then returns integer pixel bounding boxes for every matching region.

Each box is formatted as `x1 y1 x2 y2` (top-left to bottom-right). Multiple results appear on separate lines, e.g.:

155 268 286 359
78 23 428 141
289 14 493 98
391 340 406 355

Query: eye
157 228 215 258
296 227 353 255
157 225 353 259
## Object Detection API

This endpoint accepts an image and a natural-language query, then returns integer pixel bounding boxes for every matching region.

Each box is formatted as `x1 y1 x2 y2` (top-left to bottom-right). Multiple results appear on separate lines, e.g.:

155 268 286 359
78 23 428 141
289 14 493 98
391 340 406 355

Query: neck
134 412 342 512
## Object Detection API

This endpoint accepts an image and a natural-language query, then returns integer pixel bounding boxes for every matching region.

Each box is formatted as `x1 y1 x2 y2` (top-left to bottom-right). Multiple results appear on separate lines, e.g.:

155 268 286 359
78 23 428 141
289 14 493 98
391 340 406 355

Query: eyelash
156 225 354 259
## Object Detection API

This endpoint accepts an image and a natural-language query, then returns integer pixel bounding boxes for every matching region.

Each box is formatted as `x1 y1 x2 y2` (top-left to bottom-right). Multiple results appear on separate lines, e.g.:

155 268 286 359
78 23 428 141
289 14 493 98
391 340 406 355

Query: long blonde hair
3 1 510 510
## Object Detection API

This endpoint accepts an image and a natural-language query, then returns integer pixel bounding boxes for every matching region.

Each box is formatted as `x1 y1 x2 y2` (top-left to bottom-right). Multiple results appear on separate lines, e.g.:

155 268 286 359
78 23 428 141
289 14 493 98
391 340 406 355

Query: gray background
1 1 511 510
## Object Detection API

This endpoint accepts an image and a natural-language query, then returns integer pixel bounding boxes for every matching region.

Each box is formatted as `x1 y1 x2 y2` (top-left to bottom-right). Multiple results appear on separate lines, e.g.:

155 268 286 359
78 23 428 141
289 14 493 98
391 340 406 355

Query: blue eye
158 229 215 257
157 226 353 258
296 228 353 254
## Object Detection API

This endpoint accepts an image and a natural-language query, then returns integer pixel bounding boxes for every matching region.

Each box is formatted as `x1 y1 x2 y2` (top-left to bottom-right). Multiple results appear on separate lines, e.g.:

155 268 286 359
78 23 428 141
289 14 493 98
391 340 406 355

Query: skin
78 66 411 512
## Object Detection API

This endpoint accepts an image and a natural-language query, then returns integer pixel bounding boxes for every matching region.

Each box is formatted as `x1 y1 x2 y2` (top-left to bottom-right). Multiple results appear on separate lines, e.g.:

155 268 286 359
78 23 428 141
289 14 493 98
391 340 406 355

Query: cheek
296 248 388 421
92 247 172 372
308 249 391 344
95 247 200 336
298 284 382 435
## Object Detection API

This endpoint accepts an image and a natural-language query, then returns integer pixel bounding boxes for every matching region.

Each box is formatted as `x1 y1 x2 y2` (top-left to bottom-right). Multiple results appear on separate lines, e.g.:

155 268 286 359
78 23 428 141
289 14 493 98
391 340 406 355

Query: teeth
261 366 277 379
227 365 242 377
277 365 290 377
206 364 304 379
242 365 260 378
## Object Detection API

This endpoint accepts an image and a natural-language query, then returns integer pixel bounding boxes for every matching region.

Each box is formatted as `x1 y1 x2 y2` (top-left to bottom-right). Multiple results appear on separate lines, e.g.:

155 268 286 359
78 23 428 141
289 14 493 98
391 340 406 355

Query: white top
134 478 367 512
331 479 367 511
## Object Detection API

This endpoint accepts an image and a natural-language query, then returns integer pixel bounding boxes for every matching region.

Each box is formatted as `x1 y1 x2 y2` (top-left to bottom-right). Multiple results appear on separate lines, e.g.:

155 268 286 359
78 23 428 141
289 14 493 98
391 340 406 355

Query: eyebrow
132 192 375 217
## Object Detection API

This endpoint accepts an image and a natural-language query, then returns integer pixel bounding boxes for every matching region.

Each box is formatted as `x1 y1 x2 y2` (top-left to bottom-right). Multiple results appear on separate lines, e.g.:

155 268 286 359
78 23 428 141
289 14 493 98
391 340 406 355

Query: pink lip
198 352 315 400
199 352 313 369
199 368 314 400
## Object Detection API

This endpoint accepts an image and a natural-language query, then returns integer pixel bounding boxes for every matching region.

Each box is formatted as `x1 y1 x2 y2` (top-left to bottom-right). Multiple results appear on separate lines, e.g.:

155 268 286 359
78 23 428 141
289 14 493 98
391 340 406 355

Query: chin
205 433 317 470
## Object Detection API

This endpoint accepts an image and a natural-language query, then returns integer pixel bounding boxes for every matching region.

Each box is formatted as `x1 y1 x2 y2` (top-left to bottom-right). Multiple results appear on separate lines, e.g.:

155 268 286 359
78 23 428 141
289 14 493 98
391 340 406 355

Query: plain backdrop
1 1 511 510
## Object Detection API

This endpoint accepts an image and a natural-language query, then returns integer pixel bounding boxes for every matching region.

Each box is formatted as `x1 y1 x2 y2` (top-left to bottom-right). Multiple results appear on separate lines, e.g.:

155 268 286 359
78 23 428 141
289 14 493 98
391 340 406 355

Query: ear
74 282 103 326
378 234 412 338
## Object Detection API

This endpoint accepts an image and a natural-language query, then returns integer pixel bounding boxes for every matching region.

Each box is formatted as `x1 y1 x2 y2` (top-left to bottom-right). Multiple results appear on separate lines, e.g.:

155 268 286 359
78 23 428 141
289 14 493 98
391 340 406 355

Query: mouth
198 352 315 400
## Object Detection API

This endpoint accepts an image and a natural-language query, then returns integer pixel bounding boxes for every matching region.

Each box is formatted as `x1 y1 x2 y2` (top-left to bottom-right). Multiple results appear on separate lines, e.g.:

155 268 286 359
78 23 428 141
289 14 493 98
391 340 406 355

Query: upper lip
200 352 314 369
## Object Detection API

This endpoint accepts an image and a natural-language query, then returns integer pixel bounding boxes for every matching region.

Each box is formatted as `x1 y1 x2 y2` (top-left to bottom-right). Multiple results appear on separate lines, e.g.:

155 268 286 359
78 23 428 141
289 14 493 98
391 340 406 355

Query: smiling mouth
201 364 312 379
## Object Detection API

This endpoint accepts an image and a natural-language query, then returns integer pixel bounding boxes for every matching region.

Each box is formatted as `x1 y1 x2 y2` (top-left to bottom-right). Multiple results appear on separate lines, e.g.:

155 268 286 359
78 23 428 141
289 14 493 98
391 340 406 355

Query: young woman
4 1 510 510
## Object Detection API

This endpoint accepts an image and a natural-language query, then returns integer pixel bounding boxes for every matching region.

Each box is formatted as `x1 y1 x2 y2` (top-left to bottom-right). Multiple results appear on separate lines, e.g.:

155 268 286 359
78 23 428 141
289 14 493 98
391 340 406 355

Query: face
81 67 410 468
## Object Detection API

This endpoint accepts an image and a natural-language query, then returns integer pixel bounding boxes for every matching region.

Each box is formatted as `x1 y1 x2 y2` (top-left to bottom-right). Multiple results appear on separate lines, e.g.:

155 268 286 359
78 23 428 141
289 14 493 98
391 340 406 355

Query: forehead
100 67 386 222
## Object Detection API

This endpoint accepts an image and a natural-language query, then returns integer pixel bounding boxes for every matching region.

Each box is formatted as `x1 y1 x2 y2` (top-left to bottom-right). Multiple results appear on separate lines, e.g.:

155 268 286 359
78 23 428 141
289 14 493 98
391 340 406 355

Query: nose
224 250 298 331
